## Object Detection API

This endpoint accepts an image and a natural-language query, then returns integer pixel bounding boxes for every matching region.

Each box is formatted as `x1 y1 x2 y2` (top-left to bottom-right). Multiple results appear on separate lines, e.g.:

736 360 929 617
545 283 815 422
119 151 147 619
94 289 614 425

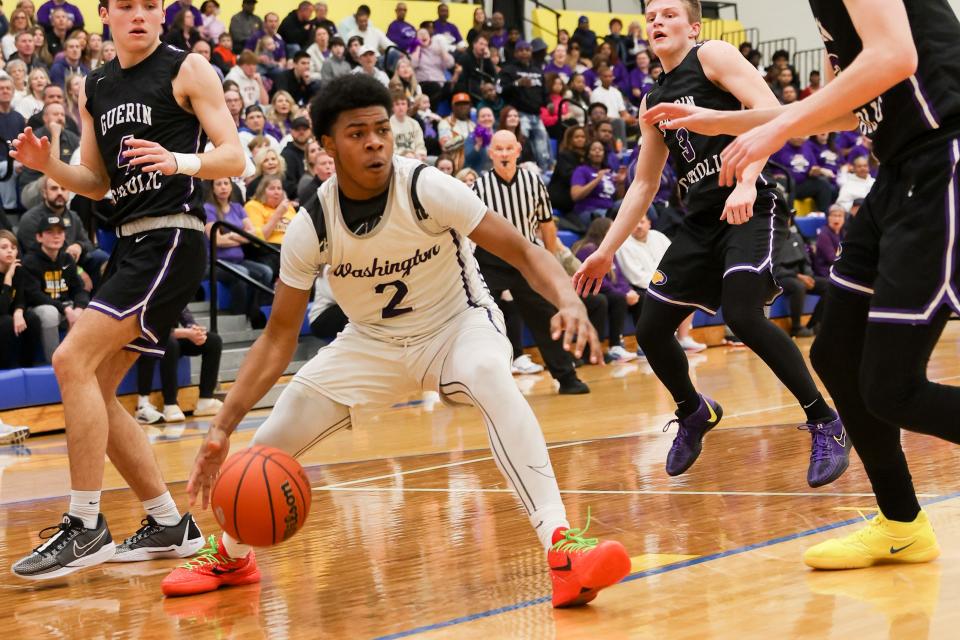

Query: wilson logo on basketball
281 481 299 540
652 270 668 286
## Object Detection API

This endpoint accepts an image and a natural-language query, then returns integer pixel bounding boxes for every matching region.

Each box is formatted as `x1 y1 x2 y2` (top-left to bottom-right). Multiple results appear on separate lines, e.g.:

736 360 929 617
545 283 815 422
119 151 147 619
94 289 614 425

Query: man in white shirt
224 50 269 107
836 156 876 213
351 44 390 86
590 64 636 144
346 5 395 54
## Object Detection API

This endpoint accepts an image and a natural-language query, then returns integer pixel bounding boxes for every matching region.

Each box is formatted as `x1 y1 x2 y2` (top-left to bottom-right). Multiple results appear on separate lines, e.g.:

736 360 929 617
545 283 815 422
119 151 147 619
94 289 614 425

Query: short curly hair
309 74 393 141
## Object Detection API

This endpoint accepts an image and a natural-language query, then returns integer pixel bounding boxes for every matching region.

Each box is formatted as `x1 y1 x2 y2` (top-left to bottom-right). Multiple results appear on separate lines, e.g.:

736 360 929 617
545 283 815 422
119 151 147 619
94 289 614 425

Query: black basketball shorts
88 227 206 357
647 188 788 314
829 136 960 324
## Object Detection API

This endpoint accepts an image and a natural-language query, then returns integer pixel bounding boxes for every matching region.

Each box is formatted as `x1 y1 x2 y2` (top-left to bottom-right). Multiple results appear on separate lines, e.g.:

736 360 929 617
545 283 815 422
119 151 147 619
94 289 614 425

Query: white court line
314 486 939 499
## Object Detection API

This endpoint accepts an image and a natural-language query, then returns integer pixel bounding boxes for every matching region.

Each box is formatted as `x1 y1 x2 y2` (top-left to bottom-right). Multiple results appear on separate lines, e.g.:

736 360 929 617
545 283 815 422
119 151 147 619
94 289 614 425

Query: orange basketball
211 445 312 547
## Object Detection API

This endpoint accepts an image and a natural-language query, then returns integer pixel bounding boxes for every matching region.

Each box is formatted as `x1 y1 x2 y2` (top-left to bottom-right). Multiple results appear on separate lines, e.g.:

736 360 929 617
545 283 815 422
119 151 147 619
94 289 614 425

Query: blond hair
648 0 702 24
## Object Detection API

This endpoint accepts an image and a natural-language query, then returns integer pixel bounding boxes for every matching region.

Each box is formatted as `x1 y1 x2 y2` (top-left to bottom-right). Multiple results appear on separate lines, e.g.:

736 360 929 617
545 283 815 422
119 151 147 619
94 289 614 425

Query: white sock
222 532 252 559
533 507 571 550
142 491 181 526
164 405 180 412
137 395 151 408
69 490 101 529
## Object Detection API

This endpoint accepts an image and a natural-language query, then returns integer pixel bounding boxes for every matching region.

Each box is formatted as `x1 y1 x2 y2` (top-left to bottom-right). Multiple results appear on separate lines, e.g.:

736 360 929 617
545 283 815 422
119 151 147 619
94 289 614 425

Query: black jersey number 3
376 280 414 318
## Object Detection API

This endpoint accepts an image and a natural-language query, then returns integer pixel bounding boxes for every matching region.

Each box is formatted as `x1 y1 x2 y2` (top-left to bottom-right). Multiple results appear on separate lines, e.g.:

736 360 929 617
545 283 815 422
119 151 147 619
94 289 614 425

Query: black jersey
646 43 770 215
810 0 960 163
85 43 207 227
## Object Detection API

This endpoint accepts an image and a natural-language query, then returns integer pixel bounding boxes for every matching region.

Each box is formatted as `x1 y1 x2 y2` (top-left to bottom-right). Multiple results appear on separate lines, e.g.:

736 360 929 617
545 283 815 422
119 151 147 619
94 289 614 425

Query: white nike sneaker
511 354 544 375
193 398 223 417
135 404 165 425
0 423 30 445
607 345 638 362
162 406 186 423
678 336 707 353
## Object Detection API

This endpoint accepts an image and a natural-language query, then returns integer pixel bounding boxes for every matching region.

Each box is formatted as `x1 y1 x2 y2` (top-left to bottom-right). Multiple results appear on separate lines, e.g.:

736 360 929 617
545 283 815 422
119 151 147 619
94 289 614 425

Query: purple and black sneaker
664 394 723 476
799 415 850 488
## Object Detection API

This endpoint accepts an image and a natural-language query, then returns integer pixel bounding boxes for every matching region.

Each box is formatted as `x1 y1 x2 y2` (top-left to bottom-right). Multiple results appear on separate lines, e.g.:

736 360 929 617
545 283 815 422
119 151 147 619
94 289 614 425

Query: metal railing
720 27 759 47
757 37 797 67
208 219 278 333
793 47 825 89
528 0 562 38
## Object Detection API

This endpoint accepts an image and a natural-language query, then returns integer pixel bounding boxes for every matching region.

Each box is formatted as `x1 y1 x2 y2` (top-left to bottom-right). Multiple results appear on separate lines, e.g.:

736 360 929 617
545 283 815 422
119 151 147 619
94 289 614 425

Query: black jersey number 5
676 128 696 162
375 280 414 319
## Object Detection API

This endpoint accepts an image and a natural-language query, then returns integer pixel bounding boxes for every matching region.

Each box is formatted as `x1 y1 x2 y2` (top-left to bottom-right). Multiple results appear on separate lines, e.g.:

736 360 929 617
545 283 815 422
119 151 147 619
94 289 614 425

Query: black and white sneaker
110 512 204 562
11 513 115 580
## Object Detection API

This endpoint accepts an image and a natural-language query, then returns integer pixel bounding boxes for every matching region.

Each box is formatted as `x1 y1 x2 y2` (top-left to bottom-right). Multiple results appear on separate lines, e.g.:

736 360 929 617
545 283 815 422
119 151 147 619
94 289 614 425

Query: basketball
210 445 312 547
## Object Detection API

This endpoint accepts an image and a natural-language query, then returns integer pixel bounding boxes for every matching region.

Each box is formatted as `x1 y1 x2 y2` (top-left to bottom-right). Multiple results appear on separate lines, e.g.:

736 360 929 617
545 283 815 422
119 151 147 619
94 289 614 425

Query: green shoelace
179 535 227 570
550 508 600 554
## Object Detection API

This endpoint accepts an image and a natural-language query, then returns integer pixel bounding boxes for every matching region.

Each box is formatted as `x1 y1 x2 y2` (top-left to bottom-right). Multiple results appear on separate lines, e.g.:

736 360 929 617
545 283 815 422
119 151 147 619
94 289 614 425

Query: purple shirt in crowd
575 242 632 296
489 31 507 49
543 61 573 83
433 20 462 43
771 140 819 185
164 1 202 30
628 68 655 105
809 140 841 183
387 19 418 53
571 164 618 214
205 202 250 263
37 0 84 27
813 226 843 277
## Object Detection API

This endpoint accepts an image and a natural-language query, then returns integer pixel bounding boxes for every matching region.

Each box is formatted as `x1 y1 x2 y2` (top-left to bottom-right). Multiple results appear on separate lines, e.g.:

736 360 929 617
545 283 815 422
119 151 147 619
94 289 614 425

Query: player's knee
859 363 915 423
51 342 82 380
635 314 665 351
809 334 831 380
721 305 760 339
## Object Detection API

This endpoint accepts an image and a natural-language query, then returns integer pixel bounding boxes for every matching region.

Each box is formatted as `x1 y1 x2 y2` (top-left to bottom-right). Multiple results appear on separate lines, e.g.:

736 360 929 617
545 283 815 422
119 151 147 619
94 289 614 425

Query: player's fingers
586 323 602 364
561 315 577 353
124 137 155 148
550 313 563 341
592 277 602 296
573 318 589 358
572 272 585 296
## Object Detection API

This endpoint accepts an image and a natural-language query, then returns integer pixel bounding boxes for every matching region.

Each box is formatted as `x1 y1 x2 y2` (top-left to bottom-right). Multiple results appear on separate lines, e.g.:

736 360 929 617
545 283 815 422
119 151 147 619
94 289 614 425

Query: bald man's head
489 130 522 177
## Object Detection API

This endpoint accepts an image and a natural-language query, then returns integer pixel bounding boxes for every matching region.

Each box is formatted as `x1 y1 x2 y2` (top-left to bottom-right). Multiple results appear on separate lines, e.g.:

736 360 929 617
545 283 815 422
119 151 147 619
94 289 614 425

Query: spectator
239 104 282 155
253 33 281 77
43 7 68 58
7 59 28 100
101 39 117 65
297 142 334 208
431 2 461 45
0 77 25 215
476 80 504 121
625 21 647 63
191 39 224 81
82 31 103 69
781 84 798 105
544 43 573 83
26 82 78 134
572 16 597 61
809 132 841 185
2 8 33 60
540 72 570 141
204 177 274 327
272 50 318 107
465 6 485 46
568 41 586 74
496 105 535 167
463 105 494 172
244 174 296 276
387 2 416 53
13 65 45 119
18 175 108 286
346 5 393 55
213 32 236 69
225 50 269 108
591 118 622 170
305 26 329 77
164 9 202 51
228 0 262 55
411 28 453 108
453 34 495 100
837 155 876 212
549 125 587 220
246 146 290 197
199 0 226 43
771 137 835 213
412 93 441 155
320 35 351 84
134 309 224 424
499 40 551 172
20 102 79 198
266 90 300 138
488 11 507 49
48 35 87 87
813 204 845 278
337 4 364 36
278 1 315 57
7 30 40 71
767 49 799 88
390 56 421 102
434 153 455 175
390 92 426 160
570 140 625 226
564 72 591 126
280 115 312 195
628 49 655 106
770 66 796 102
590 63 634 144
776 221 828 337
502 26 521 63
800 70 821 99
438 92 475 171
0 230 42 368
572 217 638 362
351 44 389 86
456 167 478 188
313 2 336 37
22 214 87 361
308 265 346 340
164 0 201 32
36 0 82 29
223 87 243 129
245 11 286 68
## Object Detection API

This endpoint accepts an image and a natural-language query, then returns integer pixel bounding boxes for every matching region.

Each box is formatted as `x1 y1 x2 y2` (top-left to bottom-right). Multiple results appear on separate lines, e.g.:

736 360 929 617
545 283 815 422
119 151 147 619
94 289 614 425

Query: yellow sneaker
804 510 940 570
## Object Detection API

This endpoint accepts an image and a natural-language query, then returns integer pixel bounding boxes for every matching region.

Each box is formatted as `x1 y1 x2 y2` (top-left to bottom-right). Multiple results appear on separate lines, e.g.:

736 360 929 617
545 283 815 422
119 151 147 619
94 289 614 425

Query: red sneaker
547 512 631 608
161 535 261 597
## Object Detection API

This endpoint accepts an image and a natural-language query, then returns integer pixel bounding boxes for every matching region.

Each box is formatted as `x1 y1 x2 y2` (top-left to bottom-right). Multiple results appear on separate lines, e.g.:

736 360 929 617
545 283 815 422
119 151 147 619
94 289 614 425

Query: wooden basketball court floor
4 325 960 639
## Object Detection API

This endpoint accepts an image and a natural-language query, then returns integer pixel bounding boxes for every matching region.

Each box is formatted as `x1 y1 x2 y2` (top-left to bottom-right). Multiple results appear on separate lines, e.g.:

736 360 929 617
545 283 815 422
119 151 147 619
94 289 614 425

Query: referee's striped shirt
473 167 553 245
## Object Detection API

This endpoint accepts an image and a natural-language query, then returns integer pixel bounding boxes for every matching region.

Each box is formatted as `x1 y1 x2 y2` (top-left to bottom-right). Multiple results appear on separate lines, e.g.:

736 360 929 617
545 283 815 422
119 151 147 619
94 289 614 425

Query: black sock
676 394 701 420
802 394 835 423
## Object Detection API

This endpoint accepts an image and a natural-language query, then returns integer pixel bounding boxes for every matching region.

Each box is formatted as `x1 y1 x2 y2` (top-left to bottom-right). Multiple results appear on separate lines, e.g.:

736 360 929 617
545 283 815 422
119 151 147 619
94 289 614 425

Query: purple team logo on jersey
117 134 135 174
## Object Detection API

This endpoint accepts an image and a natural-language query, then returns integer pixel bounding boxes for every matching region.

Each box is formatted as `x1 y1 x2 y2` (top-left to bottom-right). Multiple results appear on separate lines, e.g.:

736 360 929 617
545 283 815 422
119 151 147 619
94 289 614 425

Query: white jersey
279 156 497 342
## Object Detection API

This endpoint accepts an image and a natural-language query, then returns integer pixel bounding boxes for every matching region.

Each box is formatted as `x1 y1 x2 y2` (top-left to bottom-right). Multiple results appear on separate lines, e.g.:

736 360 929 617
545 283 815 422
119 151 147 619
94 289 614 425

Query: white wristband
172 152 202 176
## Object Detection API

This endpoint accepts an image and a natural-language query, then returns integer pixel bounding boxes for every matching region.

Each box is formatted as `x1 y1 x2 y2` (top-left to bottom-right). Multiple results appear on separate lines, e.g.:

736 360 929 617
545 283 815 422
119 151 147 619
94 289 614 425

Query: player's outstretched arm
188 281 310 507
573 98 668 296
9 82 111 200
470 212 602 362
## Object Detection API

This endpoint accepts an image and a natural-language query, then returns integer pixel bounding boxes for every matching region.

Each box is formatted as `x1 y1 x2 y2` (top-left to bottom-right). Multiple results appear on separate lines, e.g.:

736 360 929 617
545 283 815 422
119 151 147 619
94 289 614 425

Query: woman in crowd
813 204 846 279
204 177 274 328
540 72 570 142
390 56 422 103
267 90 300 138
200 0 226 43
247 147 294 200
0 230 41 369
464 106 495 173
84 32 104 69
13 67 48 120
456 167 478 189
570 140 625 226
165 9 202 51
572 218 638 362
101 40 117 64
564 72 591 127
32 26 52 67
435 154 455 175
306 26 330 77
244 174 297 278
6 60 28 101
549 125 588 221
497 106 536 166
2 8 32 60
466 6 486 45
808 132 841 188
628 49 655 107
64 74 82 133
410 28 454 108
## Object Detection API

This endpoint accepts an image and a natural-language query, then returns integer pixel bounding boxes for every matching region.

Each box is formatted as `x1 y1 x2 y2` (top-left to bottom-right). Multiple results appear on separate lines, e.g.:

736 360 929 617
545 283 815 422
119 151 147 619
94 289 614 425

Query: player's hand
720 120 788 187
721 182 757 225
187 426 231 509
642 103 721 136
123 138 178 175
573 250 613 297
550 300 601 363
9 127 52 172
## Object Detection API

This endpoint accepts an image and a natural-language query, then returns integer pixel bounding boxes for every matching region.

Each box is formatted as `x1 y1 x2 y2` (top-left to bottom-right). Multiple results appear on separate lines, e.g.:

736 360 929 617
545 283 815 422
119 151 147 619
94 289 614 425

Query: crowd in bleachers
0 1 879 393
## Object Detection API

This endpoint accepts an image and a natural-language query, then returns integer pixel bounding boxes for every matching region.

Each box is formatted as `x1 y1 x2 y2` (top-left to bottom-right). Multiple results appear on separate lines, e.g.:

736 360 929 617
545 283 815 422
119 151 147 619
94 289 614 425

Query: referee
473 130 590 394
